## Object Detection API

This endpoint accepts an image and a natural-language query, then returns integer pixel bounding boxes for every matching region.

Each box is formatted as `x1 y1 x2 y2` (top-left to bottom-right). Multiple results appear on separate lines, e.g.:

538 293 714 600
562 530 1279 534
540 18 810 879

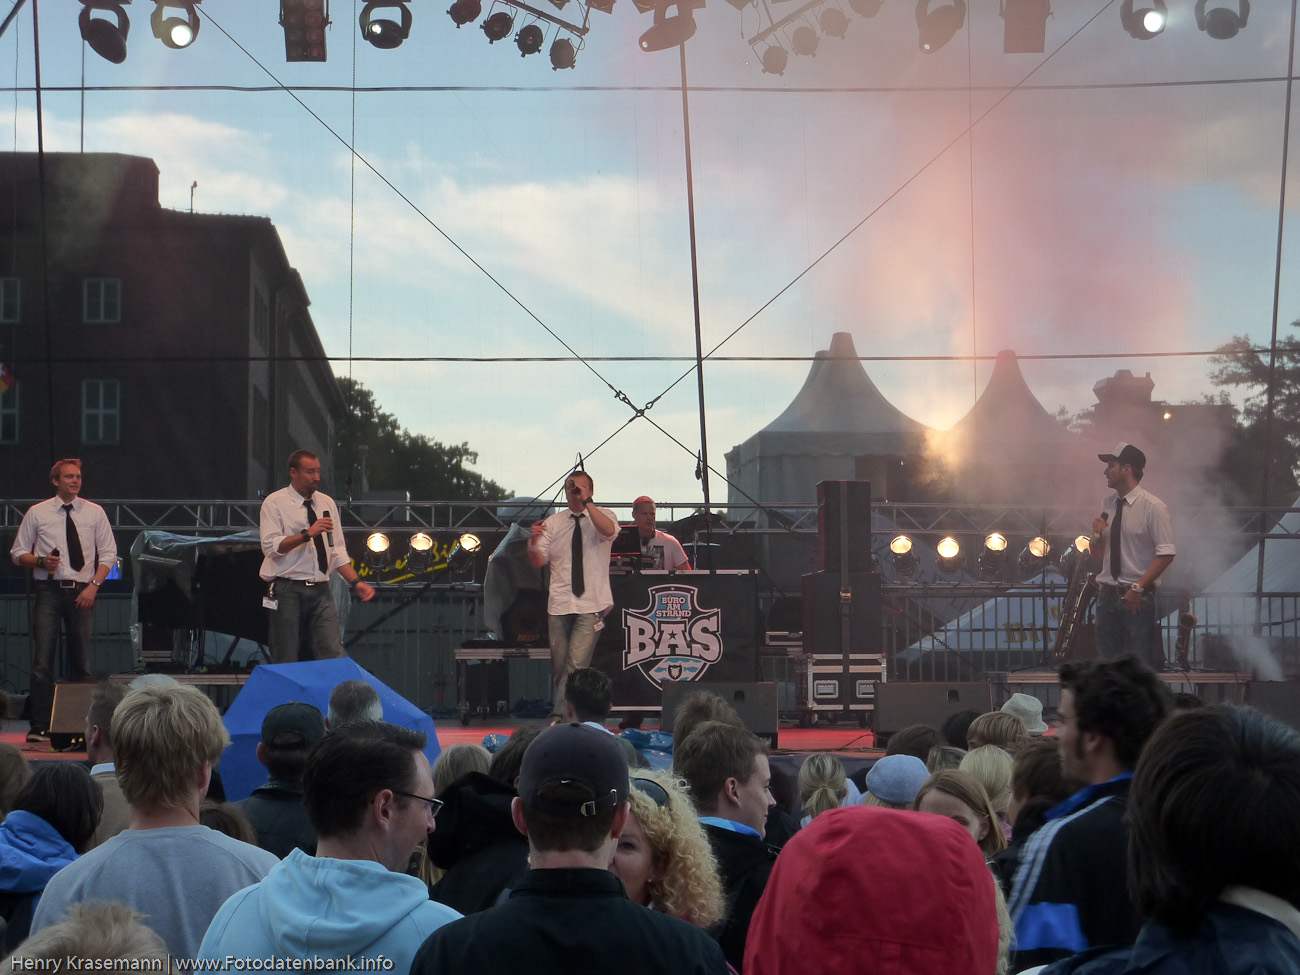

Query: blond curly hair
626 768 726 930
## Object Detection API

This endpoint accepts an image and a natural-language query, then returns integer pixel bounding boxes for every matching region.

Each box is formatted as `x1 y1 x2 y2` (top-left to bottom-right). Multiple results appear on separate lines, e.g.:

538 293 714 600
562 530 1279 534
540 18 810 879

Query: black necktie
1110 497 1125 582
305 501 328 575
571 513 585 598
62 503 85 572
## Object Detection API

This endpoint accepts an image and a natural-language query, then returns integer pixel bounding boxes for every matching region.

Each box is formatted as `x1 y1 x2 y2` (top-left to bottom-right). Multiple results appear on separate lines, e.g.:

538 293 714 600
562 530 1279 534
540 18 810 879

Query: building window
0 382 16 444
83 278 121 324
0 278 18 323
82 379 120 444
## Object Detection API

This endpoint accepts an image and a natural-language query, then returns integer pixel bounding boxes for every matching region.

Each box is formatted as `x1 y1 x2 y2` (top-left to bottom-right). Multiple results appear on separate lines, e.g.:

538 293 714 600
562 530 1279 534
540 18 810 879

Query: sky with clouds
3 0 1296 507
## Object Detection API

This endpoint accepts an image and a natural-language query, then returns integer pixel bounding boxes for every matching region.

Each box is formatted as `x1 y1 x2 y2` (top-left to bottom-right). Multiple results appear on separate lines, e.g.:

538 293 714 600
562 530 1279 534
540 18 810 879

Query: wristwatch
90 579 102 587
301 529 310 543
1129 583 1144 594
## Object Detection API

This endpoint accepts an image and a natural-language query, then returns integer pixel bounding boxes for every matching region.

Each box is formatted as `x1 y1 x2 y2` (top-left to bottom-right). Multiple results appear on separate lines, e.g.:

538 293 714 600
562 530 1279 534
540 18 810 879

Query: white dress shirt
10 496 117 584
258 486 352 582
1094 484 1176 588
535 506 617 615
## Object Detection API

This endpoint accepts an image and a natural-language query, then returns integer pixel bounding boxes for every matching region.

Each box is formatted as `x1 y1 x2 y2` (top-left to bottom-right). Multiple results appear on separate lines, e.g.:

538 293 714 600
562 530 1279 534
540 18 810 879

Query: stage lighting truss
360 1 412 49
890 535 918 581
79 0 132 64
281 0 331 62
916 0 966 52
152 2 200 50
448 0 483 27
1195 0 1248 39
936 536 964 575
743 0 853 74
1120 0 1165 39
471 0 589 62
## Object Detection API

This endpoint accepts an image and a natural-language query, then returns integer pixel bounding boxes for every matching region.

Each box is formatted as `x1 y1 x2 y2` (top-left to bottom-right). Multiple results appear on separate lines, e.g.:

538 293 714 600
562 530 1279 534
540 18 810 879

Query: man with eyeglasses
200 721 460 971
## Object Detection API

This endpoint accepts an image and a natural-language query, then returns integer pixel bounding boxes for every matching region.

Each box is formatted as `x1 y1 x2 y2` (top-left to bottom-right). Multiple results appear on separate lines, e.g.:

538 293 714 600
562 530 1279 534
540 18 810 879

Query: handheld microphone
321 510 334 549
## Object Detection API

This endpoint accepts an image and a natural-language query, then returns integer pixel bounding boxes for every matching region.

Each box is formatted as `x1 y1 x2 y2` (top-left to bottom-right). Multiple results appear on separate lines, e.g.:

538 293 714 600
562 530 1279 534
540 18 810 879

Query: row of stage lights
361 530 483 574
887 531 1095 582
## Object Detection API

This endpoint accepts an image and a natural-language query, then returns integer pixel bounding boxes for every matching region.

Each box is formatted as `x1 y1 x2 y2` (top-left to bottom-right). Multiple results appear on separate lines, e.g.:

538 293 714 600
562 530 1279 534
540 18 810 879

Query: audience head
614 769 725 930
0 743 31 819
488 723 546 789
914 769 1007 857
959 745 1013 826
432 743 492 796
1008 737 1071 827
672 691 743 748
1058 655 1172 785
258 701 326 783
114 683 229 810
674 720 773 837
743 806 999 975
1 902 168 971
941 709 982 749
966 711 1029 753
563 668 613 724
302 720 432 871
327 679 383 728
767 761 797 816
862 754 929 810
1128 705 1300 930
85 680 129 765
12 762 104 854
926 745 966 773
199 800 258 845
514 722 630 856
885 724 943 762
999 693 1048 736
798 753 847 822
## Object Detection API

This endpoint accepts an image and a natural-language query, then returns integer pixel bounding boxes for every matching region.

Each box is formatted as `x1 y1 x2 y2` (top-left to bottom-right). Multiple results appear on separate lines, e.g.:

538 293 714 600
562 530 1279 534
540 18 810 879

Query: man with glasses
200 721 459 970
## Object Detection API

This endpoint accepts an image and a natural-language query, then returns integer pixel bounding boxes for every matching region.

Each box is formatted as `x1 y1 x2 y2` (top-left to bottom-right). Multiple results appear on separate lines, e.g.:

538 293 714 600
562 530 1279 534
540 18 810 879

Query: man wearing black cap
410 723 725 974
238 702 326 858
1091 442 1175 665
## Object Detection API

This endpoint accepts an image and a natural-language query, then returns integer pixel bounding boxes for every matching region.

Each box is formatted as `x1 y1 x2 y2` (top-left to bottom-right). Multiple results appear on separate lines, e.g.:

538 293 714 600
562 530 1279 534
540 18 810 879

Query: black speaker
873 682 992 738
1248 681 1300 732
801 572 882 655
661 680 779 749
817 480 872 574
50 682 97 750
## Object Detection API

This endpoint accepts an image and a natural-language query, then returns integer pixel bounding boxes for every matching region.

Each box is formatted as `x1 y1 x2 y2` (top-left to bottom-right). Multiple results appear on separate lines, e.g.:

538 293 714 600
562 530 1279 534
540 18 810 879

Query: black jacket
703 823 780 973
427 771 530 915
237 778 316 859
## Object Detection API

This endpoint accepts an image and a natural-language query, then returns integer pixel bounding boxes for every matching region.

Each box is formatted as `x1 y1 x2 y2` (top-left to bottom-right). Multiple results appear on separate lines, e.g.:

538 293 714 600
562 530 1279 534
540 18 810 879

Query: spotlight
364 532 393 571
550 36 577 68
979 532 1009 579
280 0 330 62
1060 535 1092 578
587 0 615 11
639 2 697 52
936 536 963 575
819 7 850 37
152 2 200 49
916 0 966 53
760 44 788 74
406 531 435 572
516 23 544 55
791 24 819 55
481 10 514 41
448 0 481 25
79 1 131 64
849 0 882 15
360 1 411 48
890 535 917 581
1001 0 1048 53
1195 0 1248 39
1120 0 1165 39
448 533 482 574
1019 536 1051 572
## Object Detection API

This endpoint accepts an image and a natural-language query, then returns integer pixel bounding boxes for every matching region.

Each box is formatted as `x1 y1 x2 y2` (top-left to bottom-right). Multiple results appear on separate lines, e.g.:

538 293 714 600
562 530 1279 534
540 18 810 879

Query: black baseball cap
261 701 326 747
518 723 629 818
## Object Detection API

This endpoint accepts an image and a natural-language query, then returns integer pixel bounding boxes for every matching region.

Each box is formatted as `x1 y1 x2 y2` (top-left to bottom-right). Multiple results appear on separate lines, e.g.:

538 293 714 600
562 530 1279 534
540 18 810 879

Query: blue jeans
30 583 96 732
1095 585 1161 666
548 612 600 698
266 580 345 663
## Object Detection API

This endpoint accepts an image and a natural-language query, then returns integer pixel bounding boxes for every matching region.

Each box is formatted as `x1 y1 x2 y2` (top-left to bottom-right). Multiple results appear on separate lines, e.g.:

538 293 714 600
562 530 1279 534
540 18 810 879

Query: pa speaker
50 682 97 750
1248 681 1300 732
661 680 779 749
873 682 992 738
817 480 872 575
802 572 882 655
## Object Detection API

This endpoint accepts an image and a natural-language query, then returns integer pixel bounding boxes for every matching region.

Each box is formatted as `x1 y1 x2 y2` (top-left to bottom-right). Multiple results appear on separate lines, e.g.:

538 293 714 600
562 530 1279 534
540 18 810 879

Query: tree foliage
333 377 509 501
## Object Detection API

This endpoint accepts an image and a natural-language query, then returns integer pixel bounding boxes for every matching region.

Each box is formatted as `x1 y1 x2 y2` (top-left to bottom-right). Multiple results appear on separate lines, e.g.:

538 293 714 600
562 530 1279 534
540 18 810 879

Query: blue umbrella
219 658 441 801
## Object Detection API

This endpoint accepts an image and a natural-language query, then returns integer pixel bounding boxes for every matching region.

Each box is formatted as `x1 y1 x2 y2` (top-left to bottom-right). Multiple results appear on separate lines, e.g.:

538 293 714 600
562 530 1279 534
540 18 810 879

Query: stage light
281 0 330 62
819 7 850 37
1195 0 1248 39
364 532 393 570
761 44 788 74
516 23 544 55
448 533 482 574
550 36 577 68
360 1 411 48
916 0 965 53
979 532 1008 579
791 24 819 55
587 0 615 11
448 0 481 25
890 535 917 581
79 1 131 64
152 2 200 49
936 536 963 575
481 10 514 41
849 0 882 15
1001 0 1047 53
639 2 697 51
1120 0 1165 39
1019 535 1051 572
406 531 435 572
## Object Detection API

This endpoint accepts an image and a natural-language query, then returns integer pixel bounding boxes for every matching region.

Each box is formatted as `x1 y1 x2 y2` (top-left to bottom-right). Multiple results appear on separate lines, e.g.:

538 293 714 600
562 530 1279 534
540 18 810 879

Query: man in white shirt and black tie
259 449 374 663
10 458 117 743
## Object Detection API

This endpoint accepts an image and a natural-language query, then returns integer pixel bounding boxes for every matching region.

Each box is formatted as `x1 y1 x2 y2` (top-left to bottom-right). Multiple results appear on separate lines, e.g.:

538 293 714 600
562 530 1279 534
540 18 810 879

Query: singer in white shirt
259 450 374 663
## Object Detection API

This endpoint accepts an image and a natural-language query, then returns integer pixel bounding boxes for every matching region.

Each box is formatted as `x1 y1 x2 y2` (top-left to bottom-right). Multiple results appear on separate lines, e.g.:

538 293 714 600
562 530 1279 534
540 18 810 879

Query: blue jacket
198 848 461 971
0 811 78 894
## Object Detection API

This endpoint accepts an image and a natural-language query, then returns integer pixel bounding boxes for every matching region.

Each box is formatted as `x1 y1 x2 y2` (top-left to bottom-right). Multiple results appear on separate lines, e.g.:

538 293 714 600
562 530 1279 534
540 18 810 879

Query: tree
333 377 509 501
